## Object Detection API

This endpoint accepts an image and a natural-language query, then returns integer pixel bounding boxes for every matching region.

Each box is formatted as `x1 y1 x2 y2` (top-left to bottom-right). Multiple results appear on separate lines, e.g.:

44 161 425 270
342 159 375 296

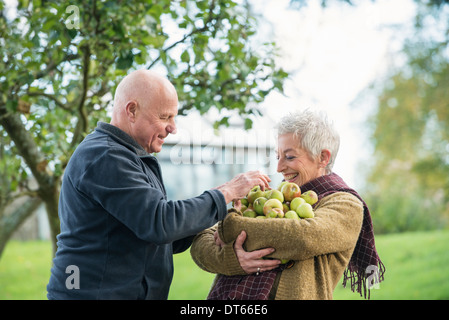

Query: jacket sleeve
74 147 227 245
218 192 364 262
190 225 247 276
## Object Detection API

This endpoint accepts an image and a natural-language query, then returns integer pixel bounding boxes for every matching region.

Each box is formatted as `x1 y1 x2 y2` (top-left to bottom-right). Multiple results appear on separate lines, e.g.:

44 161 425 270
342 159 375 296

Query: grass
0 241 52 300
333 229 449 300
1 229 449 300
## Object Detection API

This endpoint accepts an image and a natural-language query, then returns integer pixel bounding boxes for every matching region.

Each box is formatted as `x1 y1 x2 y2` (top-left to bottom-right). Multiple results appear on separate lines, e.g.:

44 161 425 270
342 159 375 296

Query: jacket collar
95 121 149 157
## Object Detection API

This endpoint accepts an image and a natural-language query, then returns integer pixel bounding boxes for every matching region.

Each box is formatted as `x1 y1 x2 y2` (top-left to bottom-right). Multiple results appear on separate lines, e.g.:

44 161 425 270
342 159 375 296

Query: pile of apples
234 182 318 220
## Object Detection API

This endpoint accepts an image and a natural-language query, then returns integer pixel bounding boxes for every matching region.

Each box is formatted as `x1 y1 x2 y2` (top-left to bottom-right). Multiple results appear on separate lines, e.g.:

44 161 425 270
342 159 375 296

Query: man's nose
167 122 177 135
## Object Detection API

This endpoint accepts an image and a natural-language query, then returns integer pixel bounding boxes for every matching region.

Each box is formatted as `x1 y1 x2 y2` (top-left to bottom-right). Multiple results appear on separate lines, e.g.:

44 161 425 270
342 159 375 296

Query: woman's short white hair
276 108 340 174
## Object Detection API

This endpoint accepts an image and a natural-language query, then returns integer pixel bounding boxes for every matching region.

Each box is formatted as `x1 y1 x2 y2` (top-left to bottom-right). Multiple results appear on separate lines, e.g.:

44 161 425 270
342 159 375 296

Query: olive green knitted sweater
190 192 364 300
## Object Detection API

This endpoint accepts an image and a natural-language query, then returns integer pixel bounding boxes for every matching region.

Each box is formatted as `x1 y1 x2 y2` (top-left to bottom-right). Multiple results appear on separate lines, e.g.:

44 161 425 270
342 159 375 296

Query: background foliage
363 0 449 233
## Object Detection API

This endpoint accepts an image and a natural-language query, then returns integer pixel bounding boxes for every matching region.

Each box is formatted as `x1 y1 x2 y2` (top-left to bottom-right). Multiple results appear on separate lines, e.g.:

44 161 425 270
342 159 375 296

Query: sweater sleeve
74 147 227 245
218 192 364 262
190 225 247 276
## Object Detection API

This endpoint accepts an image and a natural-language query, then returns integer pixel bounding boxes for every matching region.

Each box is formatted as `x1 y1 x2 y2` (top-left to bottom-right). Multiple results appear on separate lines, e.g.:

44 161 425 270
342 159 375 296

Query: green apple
295 203 314 219
264 189 284 203
277 181 288 191
290 197 305 212
241 197 249 207
253 197 267 215
266 207 284 218
263 198 284 216
247 185 265 204
282 202 290 213
284 210 300 219
281 182 301 202
256 215 267 219
277 208 285 218
243 208 257 218
301 190 318 205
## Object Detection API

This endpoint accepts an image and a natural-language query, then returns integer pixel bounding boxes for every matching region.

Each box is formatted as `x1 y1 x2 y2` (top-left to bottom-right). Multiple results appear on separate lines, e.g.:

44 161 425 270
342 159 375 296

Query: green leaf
116 53 134 70
244 118 253 130
181 50 190 63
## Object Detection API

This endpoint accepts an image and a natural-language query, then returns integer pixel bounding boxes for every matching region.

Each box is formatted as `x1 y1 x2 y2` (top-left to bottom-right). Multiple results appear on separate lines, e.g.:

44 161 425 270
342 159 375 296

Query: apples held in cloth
290 197 305 212
300 190 318 205
263 199 284 218
264 189 284 203
295 202 314 219
284 210 300 219
247 185 265 204
243 207 258 218
253 197 267 215
280 182 301 202
232 183 318 220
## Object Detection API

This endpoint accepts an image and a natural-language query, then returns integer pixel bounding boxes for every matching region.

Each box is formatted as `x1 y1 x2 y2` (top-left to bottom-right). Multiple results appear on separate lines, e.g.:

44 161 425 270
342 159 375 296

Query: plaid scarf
208 260 291 300
207 268 280 300
300 172 385 299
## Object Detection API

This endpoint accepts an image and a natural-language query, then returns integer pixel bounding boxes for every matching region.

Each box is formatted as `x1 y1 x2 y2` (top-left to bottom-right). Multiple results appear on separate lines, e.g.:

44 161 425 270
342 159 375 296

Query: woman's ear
319 149 331 168
125 100 138 123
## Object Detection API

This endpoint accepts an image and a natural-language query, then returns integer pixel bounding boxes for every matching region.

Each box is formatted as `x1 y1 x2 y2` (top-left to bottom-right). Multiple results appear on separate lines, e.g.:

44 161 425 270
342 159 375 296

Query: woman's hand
233 230 281 275
214 230 226 247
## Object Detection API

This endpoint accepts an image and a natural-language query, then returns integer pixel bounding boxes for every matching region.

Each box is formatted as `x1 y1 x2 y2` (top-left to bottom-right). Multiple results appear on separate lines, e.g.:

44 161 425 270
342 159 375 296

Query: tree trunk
0 105 61 257
45 194 60 257
0 197 42 261
39 184 61 257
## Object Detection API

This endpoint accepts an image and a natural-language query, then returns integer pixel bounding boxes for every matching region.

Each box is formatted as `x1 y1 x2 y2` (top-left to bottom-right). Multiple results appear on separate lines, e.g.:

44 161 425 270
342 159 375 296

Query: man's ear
319 149 331 168
125 100 138 123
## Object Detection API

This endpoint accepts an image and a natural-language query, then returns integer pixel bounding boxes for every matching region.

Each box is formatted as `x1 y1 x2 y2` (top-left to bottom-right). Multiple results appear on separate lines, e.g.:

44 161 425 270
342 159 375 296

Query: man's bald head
112 70 177 123
110 70 178 153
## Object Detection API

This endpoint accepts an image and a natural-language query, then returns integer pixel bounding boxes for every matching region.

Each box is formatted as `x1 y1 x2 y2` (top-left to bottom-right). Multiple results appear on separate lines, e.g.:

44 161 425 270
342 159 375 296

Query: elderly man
47 70 270 300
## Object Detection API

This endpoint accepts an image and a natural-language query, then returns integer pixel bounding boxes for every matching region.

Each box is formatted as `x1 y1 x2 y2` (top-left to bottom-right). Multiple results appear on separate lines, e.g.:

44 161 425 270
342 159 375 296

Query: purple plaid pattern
207 270 278 300
301 173 385 298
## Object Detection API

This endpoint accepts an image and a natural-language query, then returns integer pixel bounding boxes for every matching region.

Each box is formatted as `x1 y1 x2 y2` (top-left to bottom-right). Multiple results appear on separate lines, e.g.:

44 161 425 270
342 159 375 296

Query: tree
364 0 449 233
0 0 288 257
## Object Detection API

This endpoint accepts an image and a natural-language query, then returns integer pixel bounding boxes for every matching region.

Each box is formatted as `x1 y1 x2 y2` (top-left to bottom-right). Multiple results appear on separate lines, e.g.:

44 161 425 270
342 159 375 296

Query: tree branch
147 0 219 70
70 44 90 149
0 105 53 191
26 91 73 111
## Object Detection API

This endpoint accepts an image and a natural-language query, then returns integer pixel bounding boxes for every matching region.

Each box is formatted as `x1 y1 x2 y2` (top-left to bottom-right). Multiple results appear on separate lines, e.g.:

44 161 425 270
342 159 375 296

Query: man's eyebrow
159 112 175 118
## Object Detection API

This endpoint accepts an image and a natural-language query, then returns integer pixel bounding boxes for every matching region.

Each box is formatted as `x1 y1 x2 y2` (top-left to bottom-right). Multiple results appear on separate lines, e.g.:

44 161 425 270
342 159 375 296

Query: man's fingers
253 171 271 190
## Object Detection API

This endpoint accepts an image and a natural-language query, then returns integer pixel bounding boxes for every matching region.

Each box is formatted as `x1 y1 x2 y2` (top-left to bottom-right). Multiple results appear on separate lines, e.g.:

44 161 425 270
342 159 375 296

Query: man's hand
233 231 280 275
215 171 271 204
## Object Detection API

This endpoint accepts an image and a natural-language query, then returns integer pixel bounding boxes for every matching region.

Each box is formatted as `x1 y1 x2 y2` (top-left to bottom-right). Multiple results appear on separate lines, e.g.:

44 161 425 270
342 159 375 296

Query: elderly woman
190 109 385 300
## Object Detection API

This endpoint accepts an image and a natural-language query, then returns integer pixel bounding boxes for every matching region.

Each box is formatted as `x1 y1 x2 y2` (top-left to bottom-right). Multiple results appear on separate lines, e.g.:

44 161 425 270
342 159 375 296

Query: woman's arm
218 192 364 262
190 225 246 276
190 224 280 275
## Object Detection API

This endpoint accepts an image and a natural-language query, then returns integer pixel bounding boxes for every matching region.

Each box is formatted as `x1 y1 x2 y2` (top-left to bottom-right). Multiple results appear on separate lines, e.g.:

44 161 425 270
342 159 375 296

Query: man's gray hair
276 108 340 174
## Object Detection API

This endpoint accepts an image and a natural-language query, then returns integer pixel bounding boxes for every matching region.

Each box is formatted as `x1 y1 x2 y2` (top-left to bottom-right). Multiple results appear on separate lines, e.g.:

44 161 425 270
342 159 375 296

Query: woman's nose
277 158 285 173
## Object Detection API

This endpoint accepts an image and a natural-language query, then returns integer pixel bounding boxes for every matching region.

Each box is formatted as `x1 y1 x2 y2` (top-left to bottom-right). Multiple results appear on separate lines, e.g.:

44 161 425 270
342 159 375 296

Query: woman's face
276 133 325 186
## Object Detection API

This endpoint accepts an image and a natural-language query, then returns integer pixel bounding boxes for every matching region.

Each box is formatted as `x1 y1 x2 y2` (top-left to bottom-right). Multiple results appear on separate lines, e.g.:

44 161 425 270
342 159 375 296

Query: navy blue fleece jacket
47 122 227 299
